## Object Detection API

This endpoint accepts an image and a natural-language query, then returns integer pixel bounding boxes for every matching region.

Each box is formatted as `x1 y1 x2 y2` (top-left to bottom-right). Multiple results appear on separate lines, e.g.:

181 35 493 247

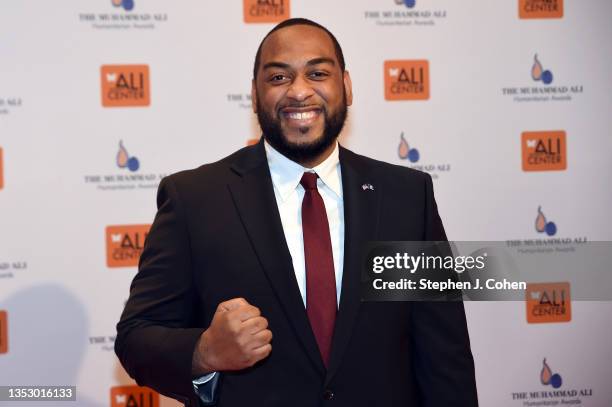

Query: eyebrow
262 57 336 71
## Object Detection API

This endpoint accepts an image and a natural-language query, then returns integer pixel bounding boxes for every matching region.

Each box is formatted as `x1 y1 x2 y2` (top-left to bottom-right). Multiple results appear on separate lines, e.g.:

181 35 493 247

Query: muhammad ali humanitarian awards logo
89 333 116 352
116 141 140 172
83 141 166 191
112 0 134 11
364 0 447 27
506 207 587 254
397 133 450 180
535 206 557 237
0 147 3 190
0 258 28 280
510 358 593 405
78 1 168 30
226 91 253 110
502 54 583 103
0 96 23 116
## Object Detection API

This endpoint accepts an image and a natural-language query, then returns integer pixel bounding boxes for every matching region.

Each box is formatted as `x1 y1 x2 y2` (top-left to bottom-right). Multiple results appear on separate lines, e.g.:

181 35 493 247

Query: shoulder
161 143 260 193
340 145 431 189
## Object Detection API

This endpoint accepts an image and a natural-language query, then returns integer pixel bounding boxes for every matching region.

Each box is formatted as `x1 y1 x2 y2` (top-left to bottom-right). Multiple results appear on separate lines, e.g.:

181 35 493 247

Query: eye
309 71 329 80
269 74 289 83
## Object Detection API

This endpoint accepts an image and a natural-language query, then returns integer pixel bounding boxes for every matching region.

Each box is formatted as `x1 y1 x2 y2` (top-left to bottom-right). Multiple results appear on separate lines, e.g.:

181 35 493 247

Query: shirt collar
264 139 342 202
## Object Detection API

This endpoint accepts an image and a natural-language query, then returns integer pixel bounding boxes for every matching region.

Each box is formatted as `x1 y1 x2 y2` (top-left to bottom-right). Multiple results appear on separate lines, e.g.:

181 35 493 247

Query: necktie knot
300 172 319 191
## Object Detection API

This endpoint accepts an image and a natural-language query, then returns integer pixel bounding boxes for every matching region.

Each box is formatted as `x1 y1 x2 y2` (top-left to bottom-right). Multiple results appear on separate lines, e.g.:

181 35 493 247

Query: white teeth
287 111 317 120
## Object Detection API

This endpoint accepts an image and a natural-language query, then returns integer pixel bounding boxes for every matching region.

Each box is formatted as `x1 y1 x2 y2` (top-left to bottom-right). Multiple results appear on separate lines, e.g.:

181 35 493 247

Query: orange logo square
243 0 290 23
522 131 566 171
106 224 151 268
384 60 430 101
519 0 563 19
0 310 7 354
110 385 159 407
0 147 3 190
101 65 150 107
526 282 571 323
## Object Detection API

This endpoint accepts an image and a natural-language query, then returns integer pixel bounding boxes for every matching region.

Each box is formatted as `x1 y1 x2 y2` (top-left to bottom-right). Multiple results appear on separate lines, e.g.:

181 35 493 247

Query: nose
285 75 315 102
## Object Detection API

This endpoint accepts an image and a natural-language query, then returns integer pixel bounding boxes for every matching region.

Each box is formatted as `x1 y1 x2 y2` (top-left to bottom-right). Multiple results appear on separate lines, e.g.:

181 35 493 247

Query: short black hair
252 18 346 80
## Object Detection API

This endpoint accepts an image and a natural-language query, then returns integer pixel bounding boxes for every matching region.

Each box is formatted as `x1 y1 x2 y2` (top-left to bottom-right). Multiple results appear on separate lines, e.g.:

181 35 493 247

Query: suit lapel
325 146 381 385
227 140 326 375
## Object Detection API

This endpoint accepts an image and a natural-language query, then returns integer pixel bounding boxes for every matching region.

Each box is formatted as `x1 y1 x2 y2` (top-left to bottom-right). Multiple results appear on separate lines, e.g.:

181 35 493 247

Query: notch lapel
325 146 381 385
227 141 325 375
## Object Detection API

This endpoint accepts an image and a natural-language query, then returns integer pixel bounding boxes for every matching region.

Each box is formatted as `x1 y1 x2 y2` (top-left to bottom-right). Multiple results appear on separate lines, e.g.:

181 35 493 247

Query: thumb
217 297 249 313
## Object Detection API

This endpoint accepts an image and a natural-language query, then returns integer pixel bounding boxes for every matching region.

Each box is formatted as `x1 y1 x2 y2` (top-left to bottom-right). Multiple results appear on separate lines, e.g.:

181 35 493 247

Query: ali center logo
385 60 430 101
502 54 583 103
101 65 150 107
106 224 151 268
110 385 159 407
519 0 563 19
526 282 571 323
0 310 7 354
243 0 290 24
522 131 566 171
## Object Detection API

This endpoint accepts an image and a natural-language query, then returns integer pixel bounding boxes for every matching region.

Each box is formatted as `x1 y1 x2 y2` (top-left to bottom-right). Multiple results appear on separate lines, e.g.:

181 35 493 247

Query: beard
257 93 348 164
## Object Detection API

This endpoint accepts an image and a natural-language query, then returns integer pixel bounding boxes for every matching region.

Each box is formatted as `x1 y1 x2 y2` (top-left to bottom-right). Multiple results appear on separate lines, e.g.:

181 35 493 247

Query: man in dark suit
116 18 478 406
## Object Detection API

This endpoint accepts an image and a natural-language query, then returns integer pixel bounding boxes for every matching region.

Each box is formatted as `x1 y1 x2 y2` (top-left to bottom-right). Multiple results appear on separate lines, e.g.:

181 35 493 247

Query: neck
296 142 336 169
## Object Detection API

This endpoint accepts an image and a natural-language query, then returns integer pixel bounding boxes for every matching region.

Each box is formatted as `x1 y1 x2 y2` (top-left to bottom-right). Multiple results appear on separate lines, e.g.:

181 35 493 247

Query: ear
343 70 353 106
251 79 258 114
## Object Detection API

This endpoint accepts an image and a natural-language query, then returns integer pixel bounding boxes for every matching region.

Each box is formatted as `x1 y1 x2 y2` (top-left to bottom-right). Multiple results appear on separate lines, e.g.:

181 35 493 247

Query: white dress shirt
265 140 345 307
194 141 345 389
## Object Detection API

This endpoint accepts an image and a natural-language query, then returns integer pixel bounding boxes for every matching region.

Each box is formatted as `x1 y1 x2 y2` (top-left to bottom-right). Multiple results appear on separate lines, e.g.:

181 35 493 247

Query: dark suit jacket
115 140 478 407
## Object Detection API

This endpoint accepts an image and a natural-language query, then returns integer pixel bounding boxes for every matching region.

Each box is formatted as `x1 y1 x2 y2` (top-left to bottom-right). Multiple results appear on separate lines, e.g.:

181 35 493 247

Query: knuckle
229 319 242 335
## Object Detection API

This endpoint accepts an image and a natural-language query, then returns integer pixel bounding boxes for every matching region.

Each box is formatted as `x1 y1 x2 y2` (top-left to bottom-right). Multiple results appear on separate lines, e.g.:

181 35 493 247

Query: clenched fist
192 298 273 375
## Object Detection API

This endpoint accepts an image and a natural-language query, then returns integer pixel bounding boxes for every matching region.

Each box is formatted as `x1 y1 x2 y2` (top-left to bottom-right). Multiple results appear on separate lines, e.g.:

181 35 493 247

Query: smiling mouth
279 106 322 128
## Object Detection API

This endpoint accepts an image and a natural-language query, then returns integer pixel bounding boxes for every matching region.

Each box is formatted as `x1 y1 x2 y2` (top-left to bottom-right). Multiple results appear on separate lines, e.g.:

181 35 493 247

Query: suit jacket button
323 390 334 400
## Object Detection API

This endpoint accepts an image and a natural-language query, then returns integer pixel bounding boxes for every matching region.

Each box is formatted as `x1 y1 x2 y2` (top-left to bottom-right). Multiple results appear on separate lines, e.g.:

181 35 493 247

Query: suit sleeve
115 176 205 406
410 173 479 406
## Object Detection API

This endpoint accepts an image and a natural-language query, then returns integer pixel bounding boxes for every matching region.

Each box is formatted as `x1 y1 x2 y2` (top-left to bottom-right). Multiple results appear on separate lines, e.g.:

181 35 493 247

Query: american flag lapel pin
361 183 374 191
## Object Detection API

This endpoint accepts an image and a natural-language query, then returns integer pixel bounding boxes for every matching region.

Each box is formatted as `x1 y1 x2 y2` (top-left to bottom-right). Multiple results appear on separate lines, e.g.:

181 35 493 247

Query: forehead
259 25 338 67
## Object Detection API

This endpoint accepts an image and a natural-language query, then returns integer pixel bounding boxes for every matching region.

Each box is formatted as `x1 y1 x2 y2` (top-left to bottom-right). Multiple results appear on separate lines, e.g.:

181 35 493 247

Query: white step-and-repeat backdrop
1 1 611 406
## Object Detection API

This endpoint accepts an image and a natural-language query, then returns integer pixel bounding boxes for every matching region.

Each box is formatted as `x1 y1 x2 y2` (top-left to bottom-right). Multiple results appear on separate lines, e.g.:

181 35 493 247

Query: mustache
277 103 326 113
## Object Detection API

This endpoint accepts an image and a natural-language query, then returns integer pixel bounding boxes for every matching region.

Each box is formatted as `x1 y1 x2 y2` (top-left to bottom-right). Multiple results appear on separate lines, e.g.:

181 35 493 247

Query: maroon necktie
300 172 337 367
